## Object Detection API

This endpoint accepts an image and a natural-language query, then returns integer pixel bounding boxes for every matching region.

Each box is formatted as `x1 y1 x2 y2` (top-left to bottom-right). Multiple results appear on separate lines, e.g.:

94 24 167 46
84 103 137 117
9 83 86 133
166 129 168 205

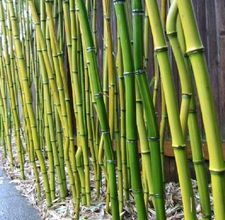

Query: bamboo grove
0 0 223 219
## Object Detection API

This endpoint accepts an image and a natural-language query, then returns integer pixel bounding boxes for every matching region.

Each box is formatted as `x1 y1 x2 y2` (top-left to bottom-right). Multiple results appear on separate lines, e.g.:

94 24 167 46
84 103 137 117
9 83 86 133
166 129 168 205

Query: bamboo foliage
0 0 224 219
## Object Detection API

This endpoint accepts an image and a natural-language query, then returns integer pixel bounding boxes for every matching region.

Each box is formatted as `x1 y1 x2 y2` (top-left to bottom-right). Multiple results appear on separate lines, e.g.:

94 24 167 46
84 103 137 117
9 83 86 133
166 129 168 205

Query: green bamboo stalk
116 38 129 201
38 39 66 199
45 2 84 207
0 1 25 179
0 43 13 170
145 0 196 218
132 0 165 218
166 2 211 219
8 0 52 206
67 0 91 205
114 1 147 219
10 38 41 199
177 0 225 219
76 0 119 218
28 1 78 209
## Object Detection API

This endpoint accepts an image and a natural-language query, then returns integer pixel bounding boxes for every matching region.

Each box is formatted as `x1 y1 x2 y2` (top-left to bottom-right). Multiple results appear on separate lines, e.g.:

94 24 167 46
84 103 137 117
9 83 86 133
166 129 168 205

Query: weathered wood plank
163 140 225 160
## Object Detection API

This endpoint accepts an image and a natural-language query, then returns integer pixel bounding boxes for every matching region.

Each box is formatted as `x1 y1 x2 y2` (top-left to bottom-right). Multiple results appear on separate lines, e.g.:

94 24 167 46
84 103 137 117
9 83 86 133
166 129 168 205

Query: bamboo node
166 31 177 38
107 159 116 165
141 150 150 155
189 109 197 114
104 16 110 21
149 193 164 199
57 52 63 56
117 75 124 80
136 99 142 103
69 8 76 12
126 138 137 144
147 137 160 142
182 93 192 98
94 92 103 100
135 69 145 76
186 47 204 56
132 9 144 16
86 47 95 53
10 16 17 21
34 21 40 26
113 0 125 4
124 71 135 77
17 56 24 60
42 81 48 85
209 167 225 175
193 159 205 165
154 46 168 53
101 130 110 135
172 145 186 150
76 103 82 107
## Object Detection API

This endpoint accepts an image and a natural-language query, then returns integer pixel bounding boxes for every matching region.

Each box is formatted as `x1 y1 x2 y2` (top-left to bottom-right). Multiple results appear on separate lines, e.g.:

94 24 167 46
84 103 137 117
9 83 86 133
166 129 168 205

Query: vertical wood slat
216 0 225 139
205 0 220 132
97 1 225 141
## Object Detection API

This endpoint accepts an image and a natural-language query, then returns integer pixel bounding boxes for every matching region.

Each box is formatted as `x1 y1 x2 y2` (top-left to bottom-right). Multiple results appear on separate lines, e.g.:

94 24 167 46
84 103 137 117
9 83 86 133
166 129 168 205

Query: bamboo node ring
124 71 135 77
94 92 103 100
186 46 204 56
113 0 125 4
154 46 168 53
189 109 197 114
127 138 137 144
193 159 205 165
209 167 225 175
147 137 160 142
107 160 116 165
141 150 150 155
182 93 192 98
86 47 95 53
172 145 186 150
135 69 145 75
101 130 110 135
132 9 144 16
166 31 177 37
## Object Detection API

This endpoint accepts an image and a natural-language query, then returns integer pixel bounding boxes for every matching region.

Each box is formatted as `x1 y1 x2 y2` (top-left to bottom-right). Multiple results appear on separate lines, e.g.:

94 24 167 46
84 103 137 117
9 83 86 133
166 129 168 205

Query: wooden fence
94 1 225 179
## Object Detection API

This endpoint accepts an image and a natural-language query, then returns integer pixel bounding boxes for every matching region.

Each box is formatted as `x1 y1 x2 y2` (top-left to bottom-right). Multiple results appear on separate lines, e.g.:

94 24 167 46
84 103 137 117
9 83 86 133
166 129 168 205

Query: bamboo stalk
145 0 196 218
7 0 52 206
177 0 225 219
114 1 147 219
76 0 119 218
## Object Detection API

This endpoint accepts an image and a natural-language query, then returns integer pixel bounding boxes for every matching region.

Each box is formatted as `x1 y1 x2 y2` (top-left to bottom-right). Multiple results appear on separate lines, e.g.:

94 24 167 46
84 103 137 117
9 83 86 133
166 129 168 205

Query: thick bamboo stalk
177 0 225 219
166 2 211 218
145 0 196 218
132 0 165 218
114 1 147 219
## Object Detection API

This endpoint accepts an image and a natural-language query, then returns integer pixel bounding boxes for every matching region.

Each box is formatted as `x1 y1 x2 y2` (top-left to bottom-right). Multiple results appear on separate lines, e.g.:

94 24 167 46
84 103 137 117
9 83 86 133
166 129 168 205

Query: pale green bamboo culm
145 0 196 219
7 0 52 207
166 2 211 219
177 0 225 219
76 0 119 219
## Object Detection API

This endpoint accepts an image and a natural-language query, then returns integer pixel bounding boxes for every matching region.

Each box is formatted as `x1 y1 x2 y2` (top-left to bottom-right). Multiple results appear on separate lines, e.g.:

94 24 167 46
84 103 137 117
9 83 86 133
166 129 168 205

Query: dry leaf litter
0 134 214 219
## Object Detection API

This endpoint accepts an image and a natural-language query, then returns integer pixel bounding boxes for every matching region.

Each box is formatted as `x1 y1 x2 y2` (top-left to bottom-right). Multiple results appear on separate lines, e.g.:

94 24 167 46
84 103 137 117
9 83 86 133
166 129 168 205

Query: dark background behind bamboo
93 1 225 180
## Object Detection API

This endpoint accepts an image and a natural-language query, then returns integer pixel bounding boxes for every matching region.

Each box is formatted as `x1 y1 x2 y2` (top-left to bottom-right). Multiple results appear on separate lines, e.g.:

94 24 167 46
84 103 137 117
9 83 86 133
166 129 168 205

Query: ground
0 168 40 220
